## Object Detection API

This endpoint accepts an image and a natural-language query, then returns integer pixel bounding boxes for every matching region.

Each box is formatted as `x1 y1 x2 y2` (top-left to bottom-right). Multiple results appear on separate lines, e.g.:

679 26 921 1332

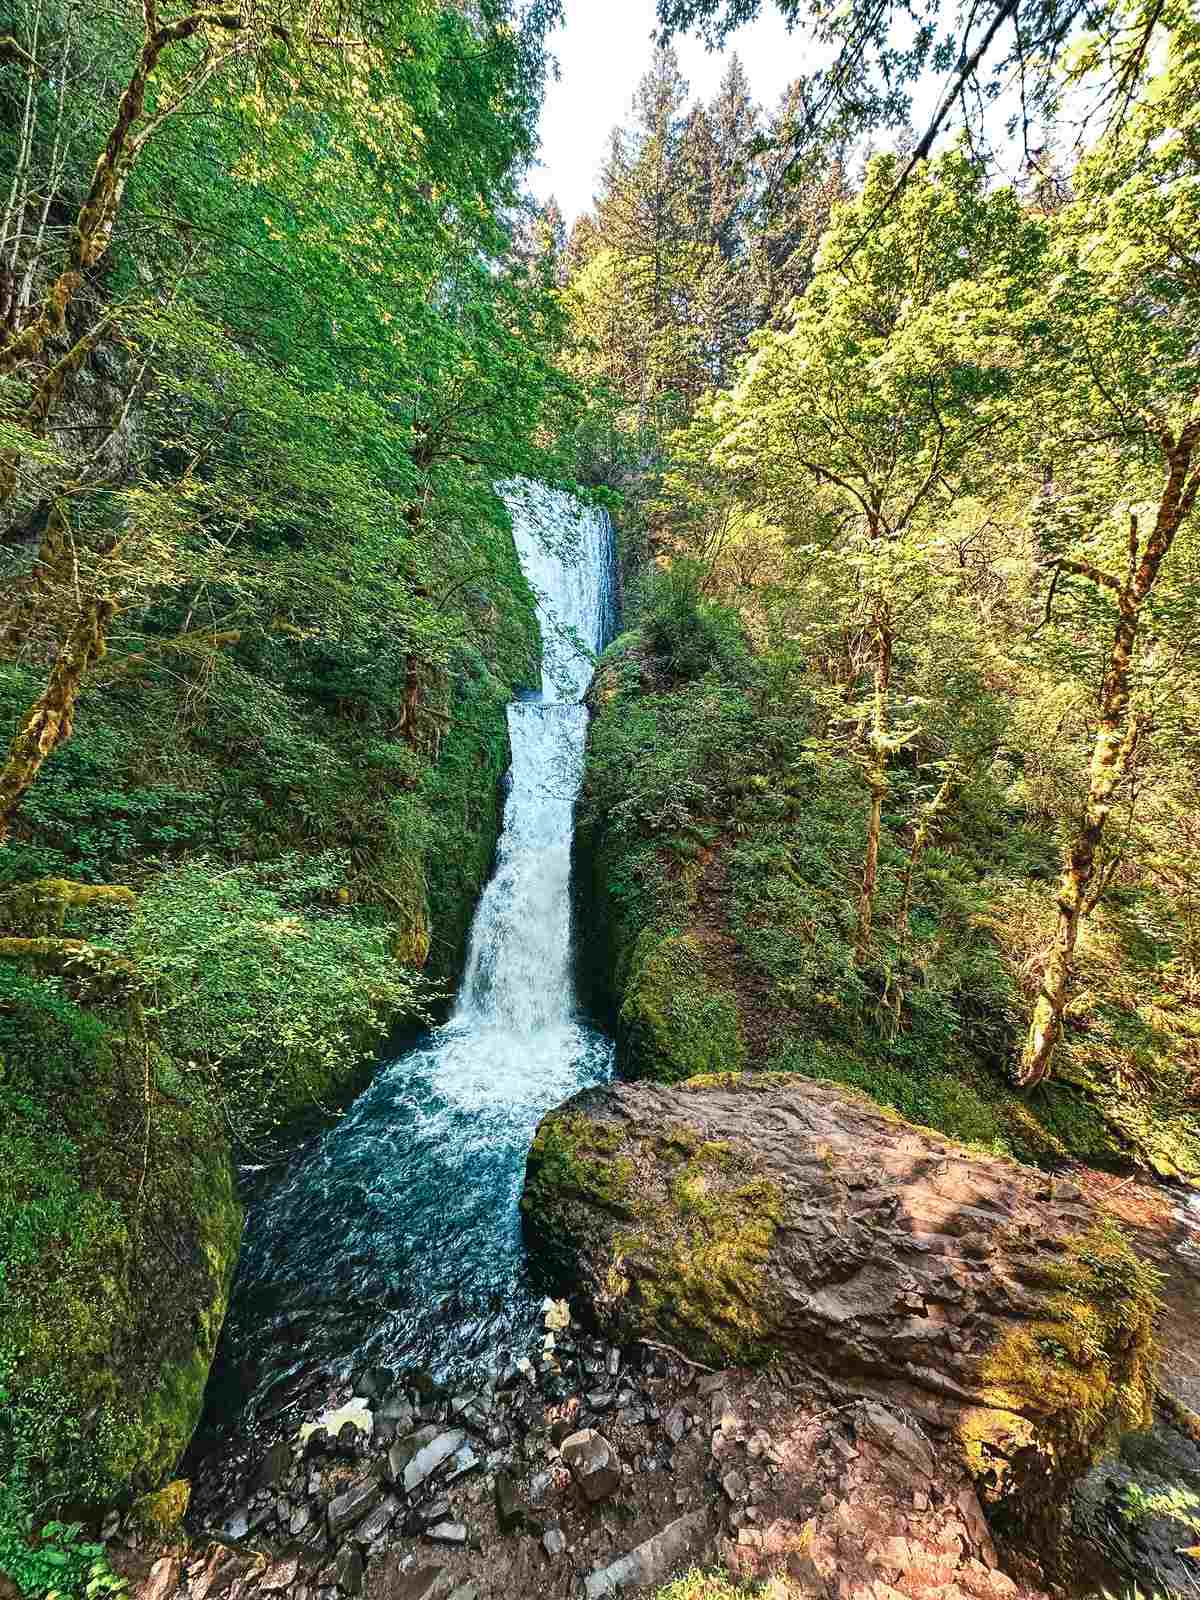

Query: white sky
528 2 812 225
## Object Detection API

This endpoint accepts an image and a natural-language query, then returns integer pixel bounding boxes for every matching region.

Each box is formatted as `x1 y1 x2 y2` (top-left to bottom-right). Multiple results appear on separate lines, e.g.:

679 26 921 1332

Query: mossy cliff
522 1073 1160 1536
0 529 540 1531
0 965 241 1518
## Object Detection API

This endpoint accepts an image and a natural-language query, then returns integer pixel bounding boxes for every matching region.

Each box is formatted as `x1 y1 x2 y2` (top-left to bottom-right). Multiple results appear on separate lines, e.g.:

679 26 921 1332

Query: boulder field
520 1071 1161 1543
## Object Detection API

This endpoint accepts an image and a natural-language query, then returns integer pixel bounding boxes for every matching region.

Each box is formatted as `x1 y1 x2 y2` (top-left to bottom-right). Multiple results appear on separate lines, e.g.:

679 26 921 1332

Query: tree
655 0 1185 226
0 0 574 846
706 149 1043 959
1016 12 1200 1085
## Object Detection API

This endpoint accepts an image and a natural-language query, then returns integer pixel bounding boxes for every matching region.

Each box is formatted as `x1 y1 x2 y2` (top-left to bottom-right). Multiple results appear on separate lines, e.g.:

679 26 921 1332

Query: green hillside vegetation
568 28 1200 1179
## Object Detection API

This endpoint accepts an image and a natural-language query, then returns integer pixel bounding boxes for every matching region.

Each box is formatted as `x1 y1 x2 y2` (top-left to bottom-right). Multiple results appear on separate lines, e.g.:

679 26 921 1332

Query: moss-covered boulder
522 1072 1160 1539
0 964 241 1516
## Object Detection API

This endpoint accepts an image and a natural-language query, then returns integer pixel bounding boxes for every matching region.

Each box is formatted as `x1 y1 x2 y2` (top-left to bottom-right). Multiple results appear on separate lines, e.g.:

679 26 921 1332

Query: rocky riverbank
109 1302 1050 1600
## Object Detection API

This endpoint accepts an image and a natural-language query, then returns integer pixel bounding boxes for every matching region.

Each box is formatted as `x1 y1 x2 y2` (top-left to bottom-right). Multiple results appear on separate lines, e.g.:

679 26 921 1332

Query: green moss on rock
962 1219 1161 1524
524 1102 782 1366
619 932 745 1083
0 963 241 1513
130 1479 190 1537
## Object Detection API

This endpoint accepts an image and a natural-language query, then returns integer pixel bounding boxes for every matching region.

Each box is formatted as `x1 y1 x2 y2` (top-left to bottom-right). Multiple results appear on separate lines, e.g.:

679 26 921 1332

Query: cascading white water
453 481 614 1042
202 485 616 1423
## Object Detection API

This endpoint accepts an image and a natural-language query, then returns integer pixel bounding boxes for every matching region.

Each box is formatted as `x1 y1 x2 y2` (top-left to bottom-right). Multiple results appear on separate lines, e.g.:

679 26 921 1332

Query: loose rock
561 1429 621 1503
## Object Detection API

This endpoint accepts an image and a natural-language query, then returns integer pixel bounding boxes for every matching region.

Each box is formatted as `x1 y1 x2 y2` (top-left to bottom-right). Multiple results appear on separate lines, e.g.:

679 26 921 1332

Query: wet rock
254 1439 293 1492
405 1496 451 1535
327 1474 383 1538
424 1522 467 1545
100 1511 122 1543
356 1366 390 1401
443 1443 480 1485
561 1430 621 1503
385 1425 441 1486
378 1392 416 1430
511 1394 545 1434
336 1421 363 1456
300 1399 372 1452
606 1347 620 1378
335 1546 363 1596
402 1428 466 1495
354 1494 400 1546
221 1507 250 1542
582 1509 712 1597
304 1427 331 1459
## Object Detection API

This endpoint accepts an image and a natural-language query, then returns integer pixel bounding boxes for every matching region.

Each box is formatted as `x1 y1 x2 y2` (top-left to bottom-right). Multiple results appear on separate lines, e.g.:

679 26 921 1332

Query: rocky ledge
520 1072 1161 1543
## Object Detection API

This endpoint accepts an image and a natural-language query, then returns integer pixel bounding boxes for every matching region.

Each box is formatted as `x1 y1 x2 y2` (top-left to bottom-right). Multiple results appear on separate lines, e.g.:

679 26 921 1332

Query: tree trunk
854 611 892 965
1020 421 1200 1086
0 594 115 844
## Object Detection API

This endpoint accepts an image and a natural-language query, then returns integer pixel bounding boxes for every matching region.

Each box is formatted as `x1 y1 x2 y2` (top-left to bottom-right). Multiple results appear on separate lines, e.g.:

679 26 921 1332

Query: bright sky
529 2 811 225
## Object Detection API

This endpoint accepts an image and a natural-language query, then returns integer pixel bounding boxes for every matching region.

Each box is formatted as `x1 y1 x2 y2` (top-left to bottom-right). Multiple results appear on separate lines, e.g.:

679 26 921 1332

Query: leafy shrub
111 855 429 1130
0 1481 128 1600
635 559 747 681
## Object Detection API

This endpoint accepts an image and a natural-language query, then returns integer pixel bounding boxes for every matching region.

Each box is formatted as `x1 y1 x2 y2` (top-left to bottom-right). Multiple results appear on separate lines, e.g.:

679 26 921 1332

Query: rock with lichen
521 1071 1160 1540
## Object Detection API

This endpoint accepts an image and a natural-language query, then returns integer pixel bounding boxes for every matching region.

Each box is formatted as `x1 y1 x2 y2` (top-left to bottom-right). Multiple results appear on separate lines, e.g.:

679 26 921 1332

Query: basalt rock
521 1073 1159 1536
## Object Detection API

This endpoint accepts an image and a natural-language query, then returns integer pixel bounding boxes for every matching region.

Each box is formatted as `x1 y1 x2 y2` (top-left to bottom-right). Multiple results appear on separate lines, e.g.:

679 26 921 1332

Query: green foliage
113 856 429 1130
581 628 1198 1170
0 957 241 1527
0 1491 128 1600
654 1571 768 1600
635 559 748 682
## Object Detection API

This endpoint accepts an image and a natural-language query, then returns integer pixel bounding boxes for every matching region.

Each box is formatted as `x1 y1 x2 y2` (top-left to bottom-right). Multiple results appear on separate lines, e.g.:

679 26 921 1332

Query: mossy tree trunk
0 592 115 844
854 605 893 965
1020 419 1200 1086
896 766 959 933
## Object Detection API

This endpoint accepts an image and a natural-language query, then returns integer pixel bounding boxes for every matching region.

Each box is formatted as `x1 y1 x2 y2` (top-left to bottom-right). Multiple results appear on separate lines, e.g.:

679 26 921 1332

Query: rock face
521 1072 1159 1534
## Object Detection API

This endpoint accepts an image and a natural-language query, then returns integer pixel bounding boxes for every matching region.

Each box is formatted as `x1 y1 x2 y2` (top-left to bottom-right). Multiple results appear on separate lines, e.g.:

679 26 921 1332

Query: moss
527 1104 783 1367
682 1071 793 1093
961 1220 1160 1527
619 931 745 1083
129 1479 190 1536
0 963 241 1512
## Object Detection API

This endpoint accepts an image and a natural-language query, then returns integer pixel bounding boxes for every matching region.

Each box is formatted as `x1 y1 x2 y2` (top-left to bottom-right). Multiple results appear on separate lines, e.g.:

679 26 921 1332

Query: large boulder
521 1072 1159 1537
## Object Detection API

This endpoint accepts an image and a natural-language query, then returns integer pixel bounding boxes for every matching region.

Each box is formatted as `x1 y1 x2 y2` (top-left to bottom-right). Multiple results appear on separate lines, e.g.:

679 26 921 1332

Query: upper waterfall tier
503 481 616 704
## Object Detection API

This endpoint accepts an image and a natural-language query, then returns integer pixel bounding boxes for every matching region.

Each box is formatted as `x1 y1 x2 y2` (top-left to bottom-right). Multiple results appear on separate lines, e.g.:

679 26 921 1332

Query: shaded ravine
196 484 617 1450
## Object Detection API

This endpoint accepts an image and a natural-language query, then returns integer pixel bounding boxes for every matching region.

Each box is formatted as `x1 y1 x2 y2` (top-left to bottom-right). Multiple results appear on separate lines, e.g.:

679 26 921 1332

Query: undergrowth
580 615 1200 1175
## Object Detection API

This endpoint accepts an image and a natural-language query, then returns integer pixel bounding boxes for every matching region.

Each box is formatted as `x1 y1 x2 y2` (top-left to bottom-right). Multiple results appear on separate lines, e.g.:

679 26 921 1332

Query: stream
197 483 617 1447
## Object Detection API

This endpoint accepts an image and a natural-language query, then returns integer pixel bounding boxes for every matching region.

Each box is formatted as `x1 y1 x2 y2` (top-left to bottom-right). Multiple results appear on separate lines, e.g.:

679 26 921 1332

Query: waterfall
455 481 615 1038
206 484 616 1418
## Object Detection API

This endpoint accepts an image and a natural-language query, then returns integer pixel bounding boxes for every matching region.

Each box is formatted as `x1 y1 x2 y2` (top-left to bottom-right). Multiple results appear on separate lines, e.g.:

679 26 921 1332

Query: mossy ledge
521 1072 1160 1540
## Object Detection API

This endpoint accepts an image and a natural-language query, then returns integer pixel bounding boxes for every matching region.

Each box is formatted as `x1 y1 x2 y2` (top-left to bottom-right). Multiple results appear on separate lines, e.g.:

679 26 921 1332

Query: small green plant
0 1481 129 1600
